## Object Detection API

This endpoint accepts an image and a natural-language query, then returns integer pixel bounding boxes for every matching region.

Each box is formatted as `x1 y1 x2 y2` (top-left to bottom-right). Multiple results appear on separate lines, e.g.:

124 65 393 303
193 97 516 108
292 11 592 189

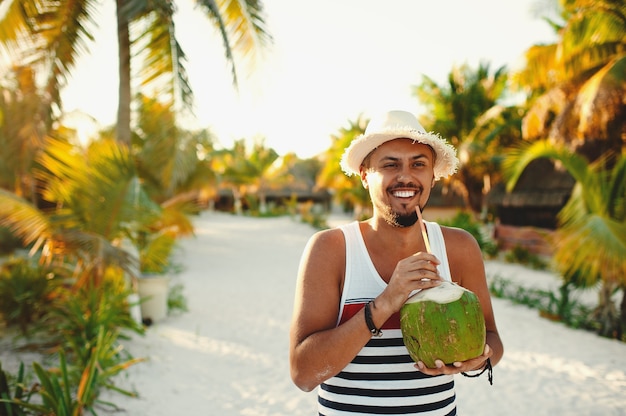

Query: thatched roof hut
489 158 575 229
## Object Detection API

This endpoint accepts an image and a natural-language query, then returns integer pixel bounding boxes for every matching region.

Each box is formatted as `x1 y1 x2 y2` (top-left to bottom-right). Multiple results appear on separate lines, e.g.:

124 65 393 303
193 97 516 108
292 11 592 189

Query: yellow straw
416 206 432 254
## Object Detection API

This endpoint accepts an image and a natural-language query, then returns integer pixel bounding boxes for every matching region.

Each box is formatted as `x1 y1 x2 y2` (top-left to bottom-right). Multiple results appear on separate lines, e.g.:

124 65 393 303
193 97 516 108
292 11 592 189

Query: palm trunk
232 187 243 214
259 191 268 214
116 0 132 145
617 285 626 340
594 280 619 338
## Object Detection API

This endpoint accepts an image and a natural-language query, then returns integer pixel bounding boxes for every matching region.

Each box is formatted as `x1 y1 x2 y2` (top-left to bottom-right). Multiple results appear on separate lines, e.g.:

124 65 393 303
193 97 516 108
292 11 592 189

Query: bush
489 275 597 332
167 282 188 315
0 361 31 416
0 227 24 256
299 201 328 230
504 245 548 270
438 211 498 257
0 269 147 415
46 274 144 370
0 329 144 415
0 258 59 335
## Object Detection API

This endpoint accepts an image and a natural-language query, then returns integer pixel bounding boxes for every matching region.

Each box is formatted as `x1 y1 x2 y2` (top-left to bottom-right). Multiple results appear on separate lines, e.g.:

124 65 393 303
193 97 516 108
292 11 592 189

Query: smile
392 190 417 198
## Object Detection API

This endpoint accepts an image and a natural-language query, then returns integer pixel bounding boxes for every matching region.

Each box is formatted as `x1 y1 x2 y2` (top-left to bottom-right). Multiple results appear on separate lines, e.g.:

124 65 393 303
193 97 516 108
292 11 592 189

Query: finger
410 252 441 265
409 262 439 276
416 269 443 282
415 276 443 290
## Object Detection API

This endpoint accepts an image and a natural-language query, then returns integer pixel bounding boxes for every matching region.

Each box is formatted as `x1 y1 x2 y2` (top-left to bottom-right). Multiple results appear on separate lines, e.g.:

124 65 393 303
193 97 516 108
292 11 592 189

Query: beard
376 183 424 228
379 204 420 228
372 184 424 228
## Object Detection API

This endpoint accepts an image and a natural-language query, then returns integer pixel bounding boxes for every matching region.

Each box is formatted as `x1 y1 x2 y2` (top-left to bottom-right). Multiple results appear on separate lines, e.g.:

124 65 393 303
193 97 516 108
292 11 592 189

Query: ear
360 168 369 189
431 178 436 188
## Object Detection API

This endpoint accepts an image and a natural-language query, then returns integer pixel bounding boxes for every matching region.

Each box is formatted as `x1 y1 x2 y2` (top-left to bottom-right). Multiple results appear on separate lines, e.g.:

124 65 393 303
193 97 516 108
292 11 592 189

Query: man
289 110 503 415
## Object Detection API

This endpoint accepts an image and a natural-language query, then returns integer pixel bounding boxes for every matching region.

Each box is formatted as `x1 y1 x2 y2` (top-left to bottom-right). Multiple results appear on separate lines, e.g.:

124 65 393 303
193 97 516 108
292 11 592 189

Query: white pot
127 293 142 324
137 275 169 323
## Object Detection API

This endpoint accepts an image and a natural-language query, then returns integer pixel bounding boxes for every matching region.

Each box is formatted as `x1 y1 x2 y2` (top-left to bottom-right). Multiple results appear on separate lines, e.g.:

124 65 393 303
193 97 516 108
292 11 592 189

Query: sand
4 211 626 415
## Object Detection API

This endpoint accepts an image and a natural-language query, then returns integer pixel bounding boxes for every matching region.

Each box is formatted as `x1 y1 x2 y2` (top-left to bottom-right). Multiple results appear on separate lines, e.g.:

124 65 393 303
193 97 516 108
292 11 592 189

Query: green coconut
400 281 486 368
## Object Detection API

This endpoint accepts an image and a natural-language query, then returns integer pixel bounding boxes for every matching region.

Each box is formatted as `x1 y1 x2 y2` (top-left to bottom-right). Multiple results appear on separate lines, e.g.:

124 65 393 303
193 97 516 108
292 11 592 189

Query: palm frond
554 213 626 286
0 189 51 247
131 4 194 111
504 140 589 192
195 0 273 86
0 0 99 114
54 229 139 278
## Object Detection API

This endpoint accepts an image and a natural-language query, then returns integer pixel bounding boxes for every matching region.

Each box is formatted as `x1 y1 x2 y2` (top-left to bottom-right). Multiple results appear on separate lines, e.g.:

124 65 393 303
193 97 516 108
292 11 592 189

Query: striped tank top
318 221 456 416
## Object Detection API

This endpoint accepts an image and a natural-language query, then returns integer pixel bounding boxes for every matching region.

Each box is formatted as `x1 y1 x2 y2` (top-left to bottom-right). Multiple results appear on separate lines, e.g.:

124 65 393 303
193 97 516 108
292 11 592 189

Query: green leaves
0 317 144 415
0 258 58 335
0 361 28 416
504 140 589 192
506 140 626 289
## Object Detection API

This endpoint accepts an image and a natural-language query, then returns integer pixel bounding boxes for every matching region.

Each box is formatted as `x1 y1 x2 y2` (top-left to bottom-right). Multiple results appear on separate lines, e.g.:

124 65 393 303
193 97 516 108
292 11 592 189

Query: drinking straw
415 206 432 254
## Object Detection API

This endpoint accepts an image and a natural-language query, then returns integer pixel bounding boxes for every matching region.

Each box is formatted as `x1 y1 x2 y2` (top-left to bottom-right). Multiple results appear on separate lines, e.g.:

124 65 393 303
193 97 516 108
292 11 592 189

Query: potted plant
134 227 177 324
129 201 193 324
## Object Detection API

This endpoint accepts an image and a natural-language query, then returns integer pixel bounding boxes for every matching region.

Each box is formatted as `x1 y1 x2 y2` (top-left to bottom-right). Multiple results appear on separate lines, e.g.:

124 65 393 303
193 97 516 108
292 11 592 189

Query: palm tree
317 115 371 219
247 140 281 214
0 0 272 144
413 62 515 213
458 105 526 219
214 138 279 214
513 0 626 160
506 140 626 338
133 93 218 203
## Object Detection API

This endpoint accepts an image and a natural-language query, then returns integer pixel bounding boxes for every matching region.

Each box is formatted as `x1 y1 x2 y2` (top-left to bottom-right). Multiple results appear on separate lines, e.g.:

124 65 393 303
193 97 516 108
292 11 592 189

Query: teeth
393 190 415 198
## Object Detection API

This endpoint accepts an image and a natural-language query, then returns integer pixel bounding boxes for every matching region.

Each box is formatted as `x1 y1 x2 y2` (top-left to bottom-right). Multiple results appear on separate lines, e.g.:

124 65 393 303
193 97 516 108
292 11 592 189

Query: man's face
360 139 436 227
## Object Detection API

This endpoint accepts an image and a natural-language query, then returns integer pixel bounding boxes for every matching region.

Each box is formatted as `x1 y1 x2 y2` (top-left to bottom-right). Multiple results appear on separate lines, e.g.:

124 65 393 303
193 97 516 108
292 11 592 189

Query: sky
60 0 556 158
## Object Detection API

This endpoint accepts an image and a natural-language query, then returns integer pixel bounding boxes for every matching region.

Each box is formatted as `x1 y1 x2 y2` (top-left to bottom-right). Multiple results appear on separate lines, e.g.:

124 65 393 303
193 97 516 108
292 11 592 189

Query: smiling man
289 110 503 415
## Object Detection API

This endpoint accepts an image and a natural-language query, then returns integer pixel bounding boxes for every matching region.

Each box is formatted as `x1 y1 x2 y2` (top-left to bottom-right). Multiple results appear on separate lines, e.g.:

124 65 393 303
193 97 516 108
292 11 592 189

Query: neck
365 216 427 251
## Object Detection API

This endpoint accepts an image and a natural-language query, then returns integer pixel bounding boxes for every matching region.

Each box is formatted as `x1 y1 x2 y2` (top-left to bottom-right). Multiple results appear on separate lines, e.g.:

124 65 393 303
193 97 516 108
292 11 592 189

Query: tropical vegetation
504 0 626 339
0 0 274 413
317 115 371 219
514 0 625 160
506 141 626 338
413 61 523 216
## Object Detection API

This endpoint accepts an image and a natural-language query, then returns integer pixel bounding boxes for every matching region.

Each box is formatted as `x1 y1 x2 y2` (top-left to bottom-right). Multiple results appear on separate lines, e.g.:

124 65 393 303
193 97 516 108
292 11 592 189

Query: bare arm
417 227 504 375
289 229 372 392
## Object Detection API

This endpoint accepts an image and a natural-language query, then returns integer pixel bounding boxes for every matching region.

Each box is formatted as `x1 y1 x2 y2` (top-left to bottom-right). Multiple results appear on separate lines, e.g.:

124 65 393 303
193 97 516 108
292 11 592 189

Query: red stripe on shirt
339 302 401 330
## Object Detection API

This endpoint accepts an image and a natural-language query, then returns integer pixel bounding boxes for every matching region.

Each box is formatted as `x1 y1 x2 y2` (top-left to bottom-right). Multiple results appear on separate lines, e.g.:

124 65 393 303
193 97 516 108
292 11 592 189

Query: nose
397 167 411 182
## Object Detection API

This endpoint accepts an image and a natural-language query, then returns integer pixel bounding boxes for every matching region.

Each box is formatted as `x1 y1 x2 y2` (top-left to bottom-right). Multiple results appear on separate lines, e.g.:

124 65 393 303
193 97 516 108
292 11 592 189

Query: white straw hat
340 110 459 181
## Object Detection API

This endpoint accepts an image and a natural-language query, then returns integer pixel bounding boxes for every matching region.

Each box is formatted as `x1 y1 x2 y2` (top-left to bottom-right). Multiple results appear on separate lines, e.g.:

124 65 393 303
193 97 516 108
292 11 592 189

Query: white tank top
317 221 456 416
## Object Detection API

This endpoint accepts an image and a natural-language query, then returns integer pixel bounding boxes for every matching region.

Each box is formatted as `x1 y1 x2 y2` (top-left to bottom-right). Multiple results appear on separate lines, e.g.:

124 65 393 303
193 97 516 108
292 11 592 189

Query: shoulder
439 224 480 249
439 225 484 285
305 226 346 251
300 226 346 268
297 226 347 293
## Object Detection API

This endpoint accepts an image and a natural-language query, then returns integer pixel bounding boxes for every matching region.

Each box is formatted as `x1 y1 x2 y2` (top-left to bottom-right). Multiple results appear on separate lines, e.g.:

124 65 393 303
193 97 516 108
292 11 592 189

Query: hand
415 344 492 375
379 252 443 312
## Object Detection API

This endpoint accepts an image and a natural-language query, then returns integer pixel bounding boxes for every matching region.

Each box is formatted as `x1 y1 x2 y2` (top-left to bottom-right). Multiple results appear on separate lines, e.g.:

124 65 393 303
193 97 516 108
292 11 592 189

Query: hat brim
340 128 459 181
